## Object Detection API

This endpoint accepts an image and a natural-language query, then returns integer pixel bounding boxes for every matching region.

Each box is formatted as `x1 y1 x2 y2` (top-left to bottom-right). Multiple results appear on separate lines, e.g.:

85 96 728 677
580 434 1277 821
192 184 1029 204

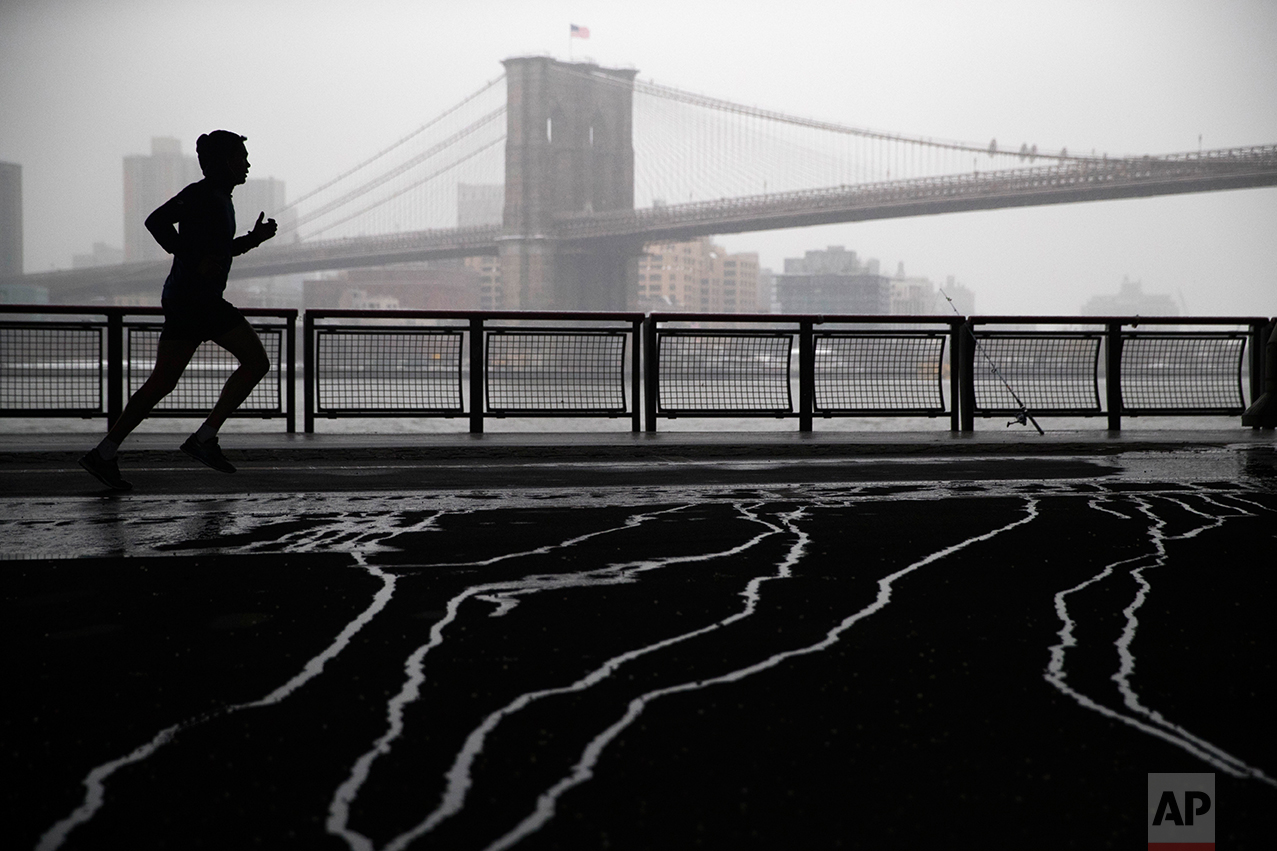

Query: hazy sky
2 0 1274 314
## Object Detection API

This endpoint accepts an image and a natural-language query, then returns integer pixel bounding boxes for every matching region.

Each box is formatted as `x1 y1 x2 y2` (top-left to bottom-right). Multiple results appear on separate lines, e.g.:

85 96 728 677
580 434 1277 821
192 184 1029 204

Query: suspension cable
302 135 506 240
285 106 506 233
282 73 506 212
557 64 1087 162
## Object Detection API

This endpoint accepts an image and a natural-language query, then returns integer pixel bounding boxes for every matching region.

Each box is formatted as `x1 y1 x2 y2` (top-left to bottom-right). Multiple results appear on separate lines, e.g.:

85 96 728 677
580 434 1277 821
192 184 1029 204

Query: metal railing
960 316 1270 430
3 306 1271 435
0 305 297 431
643 313 962 432
303 309 643 433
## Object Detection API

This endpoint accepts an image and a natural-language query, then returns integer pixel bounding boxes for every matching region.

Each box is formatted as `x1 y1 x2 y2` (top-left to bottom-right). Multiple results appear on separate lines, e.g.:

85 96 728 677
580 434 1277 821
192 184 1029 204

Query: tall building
73 242 125 269
464 255 503 310
636 237 759 313
0 161 21 277
302 263 481 311
757 267 779 313
775 245 891 314
1081 276 1178 316
937 276 975 315
457 184 504 228
225 174 301 307
123 137 202 262
890 262 938 315
234 176 295 236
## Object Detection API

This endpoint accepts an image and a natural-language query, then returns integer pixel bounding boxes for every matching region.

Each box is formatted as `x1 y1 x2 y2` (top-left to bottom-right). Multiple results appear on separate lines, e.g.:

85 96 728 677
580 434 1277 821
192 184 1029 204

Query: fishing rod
939 289 1045 435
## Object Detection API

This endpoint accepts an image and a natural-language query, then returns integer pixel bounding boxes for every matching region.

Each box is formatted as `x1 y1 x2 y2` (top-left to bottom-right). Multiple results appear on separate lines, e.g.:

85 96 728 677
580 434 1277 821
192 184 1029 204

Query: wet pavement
3 430 1276 849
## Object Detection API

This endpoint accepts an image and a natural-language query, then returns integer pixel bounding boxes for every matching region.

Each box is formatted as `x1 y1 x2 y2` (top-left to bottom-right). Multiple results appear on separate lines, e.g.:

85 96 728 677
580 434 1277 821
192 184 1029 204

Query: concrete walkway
2 428 1274 496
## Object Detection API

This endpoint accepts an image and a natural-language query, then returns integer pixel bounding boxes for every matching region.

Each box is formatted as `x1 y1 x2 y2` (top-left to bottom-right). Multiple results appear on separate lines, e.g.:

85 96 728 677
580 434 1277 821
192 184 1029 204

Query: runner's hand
250 212 278 245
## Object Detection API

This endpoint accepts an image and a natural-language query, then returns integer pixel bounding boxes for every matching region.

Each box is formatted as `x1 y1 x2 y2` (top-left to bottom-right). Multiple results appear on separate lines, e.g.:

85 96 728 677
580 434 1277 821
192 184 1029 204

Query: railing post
285 311 296 434
1249 320 1270 409
1106 321 1123 431
1246 318 1277 429
959 320 975 432
630 318 642 433
303 311 315 434
106 310 123 428
469 316 484 434
798 319 814 432
948 319 962 432
643 315 658 433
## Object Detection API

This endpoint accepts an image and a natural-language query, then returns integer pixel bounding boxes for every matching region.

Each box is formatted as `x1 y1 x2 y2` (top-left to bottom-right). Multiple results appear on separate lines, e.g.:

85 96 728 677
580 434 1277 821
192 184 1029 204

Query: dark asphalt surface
3 430 1275 850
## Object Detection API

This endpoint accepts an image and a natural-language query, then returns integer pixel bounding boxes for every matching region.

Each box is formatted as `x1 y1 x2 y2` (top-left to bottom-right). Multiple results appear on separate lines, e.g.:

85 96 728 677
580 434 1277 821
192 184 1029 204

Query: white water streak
376 506 809 849
482 498 1041 851
246 508 455 555
328 503 753 850
1113 497 1274 783
1045 494 1276 786
34 534 415 851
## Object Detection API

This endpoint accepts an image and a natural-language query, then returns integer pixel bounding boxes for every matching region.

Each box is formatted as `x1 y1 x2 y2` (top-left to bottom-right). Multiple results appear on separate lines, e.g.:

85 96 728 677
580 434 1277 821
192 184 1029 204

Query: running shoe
78 448 133 491
180 434 236 473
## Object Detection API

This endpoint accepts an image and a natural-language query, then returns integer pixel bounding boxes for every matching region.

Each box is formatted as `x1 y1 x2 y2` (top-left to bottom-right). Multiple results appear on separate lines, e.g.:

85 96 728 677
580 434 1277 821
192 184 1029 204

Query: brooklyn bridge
11 55 1277 310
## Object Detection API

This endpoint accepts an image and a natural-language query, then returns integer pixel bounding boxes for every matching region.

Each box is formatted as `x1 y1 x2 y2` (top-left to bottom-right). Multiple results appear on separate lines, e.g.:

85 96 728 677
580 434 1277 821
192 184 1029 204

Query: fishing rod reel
940 288 1047 436
1006 406 1044 434
1007 406 1045 434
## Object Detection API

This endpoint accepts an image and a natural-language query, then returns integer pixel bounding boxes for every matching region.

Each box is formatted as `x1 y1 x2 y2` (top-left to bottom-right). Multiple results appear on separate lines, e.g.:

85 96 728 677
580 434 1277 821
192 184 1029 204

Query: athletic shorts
160 296 247 343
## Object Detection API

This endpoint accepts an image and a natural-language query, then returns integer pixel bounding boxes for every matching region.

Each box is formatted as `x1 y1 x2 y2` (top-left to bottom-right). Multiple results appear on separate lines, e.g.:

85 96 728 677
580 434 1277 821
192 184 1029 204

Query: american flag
570 24 590 38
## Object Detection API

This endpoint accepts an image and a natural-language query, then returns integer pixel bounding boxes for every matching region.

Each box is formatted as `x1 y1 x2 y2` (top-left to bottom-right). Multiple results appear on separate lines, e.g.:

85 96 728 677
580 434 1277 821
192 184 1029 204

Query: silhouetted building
758 267 779 313
0 161 21 277
234 176 296 238
938 276 975 315
636 237 758 313
785 245 872 276
228 175 300 307
457 183 504 228
302 264 480 311
889 264 977 316
464 255 503 310
72 242 125 269
775 245 890 314
1082 276 1178 316
0 285 48 303
123 137 202 262
890 262 937 315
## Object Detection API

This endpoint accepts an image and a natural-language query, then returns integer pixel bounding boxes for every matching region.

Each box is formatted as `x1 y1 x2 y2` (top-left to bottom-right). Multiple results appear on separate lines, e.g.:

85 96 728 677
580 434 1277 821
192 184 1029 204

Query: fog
2 0 1274 315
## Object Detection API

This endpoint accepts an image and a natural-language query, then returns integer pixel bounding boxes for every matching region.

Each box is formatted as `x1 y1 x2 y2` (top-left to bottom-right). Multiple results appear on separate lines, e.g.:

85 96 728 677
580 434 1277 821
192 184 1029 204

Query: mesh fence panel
316 329 462 412
971 334 1101 412
658 332 792 412
129 325 283 413
0 324 103 412
486 332 627 412
814 333 946 412
1121 334 1245 410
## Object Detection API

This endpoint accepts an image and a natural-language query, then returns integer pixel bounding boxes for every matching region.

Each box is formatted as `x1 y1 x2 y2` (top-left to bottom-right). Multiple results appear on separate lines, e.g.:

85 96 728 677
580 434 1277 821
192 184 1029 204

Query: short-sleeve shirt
159 180 237 303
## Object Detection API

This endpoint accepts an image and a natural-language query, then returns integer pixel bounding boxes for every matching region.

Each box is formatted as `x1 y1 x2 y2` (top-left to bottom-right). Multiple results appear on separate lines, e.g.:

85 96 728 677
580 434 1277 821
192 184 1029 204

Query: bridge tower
500 56 641 310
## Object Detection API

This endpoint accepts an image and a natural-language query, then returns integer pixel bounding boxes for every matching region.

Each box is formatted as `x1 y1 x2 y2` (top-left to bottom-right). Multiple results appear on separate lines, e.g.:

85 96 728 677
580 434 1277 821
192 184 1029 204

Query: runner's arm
144 195 185 255
232 212 278 256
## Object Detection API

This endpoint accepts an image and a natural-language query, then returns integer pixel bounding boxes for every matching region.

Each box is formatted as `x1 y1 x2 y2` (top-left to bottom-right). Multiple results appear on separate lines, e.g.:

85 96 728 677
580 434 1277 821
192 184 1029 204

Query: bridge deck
7 146 1275 293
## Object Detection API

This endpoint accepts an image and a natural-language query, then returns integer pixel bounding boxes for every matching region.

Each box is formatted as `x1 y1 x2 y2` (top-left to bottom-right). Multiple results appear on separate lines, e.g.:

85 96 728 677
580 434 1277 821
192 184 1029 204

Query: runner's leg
105 339 199 444
201 320 271 432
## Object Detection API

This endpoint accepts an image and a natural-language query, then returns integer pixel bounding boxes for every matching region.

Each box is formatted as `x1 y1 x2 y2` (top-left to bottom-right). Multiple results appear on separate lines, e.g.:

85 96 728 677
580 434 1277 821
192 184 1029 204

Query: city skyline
1 0 1274 315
